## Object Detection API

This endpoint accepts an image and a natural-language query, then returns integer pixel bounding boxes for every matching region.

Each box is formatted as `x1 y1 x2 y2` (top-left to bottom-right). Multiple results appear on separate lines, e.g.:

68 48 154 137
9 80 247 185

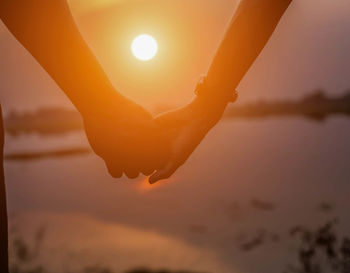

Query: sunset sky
1 0 350 112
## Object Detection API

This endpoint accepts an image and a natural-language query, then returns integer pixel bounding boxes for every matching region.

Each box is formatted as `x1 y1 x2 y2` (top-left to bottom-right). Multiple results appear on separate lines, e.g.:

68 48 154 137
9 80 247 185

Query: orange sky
70 0 237 107
1 0 350 112
68 0 350 106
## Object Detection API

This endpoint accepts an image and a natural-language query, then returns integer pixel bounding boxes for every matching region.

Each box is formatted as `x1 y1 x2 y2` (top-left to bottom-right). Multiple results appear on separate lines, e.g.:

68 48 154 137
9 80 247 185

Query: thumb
149 125 204 184
149 160 179 184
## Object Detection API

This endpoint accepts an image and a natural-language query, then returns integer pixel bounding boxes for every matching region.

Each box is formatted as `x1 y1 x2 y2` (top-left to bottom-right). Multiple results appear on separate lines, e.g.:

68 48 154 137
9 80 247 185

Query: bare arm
206 0 292 102
0 0 167 178
151 0 293 183
0 0 123 115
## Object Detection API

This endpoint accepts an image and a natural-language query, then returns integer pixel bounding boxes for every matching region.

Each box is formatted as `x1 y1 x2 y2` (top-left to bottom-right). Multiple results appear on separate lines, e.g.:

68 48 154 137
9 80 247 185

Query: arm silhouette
0 0 166 178
0 0 119 113
150 0 293 183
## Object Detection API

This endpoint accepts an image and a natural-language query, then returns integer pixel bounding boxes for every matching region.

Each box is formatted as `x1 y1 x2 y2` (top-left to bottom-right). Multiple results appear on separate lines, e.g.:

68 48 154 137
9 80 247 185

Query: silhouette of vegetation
317 202 335 213
250 198 276 211
4 107 82 136
8 226 209 273
239 229 266 251
5 148 91 161
285 219 350 273
125 269 207 273
226 89 350 121
4 90 350 137
10 226 46 273
8 207 349 273
82 265 113 273
238 228 280 252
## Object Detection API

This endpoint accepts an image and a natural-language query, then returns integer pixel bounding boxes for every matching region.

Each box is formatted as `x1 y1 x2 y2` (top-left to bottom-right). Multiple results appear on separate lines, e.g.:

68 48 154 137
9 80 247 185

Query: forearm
206 0 292 99
0 0 123 115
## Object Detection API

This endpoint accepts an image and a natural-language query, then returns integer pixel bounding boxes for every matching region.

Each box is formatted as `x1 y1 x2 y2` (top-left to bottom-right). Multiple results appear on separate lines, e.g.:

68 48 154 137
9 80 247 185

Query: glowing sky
1 0 350 111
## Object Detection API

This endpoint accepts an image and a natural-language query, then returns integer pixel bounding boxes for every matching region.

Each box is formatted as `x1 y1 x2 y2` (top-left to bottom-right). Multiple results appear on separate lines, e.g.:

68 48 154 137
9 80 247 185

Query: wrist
77 86 126 118
192 76 239 128
190 95 229 129
195 76 238 104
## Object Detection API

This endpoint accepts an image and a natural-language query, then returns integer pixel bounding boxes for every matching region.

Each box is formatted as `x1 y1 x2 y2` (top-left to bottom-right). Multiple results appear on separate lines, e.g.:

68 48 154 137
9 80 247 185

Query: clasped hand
83 95 227 184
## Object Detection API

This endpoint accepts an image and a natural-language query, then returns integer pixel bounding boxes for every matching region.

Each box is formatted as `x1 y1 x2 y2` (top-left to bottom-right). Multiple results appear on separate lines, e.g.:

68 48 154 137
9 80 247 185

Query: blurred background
1 0 350 272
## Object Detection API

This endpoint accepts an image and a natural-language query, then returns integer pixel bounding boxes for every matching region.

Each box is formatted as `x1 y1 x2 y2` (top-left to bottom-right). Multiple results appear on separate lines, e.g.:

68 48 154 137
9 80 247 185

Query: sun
131 34 158 61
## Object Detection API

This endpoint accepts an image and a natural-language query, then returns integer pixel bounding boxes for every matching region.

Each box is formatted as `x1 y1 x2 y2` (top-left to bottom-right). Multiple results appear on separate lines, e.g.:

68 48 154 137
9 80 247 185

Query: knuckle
105 163 123 178
141 169 154 176
109 170 123 179
125 171 139 179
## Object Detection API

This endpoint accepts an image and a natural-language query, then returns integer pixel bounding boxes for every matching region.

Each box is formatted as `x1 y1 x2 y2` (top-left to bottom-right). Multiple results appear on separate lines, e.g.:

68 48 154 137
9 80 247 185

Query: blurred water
4 118 350 273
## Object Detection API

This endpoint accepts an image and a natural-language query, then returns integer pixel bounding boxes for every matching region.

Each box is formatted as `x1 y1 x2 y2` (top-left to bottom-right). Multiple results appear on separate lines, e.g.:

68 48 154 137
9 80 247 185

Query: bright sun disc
131 34 158 61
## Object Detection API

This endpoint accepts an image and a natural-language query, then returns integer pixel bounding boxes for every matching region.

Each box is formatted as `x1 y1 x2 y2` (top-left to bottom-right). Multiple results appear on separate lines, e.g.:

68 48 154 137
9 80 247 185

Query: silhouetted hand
83 96 167 179
149 96 228 183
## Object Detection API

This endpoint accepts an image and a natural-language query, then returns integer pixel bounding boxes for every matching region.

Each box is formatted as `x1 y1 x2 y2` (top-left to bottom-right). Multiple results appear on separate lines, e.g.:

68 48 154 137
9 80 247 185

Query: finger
137 129 170 177
106 164 123 178
141 168 155 176
140 152 168 177
134 155 154 176
149 161 179 184
104 151 124 179
139 145 168 177
124 169 140 179
103 151 124 178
